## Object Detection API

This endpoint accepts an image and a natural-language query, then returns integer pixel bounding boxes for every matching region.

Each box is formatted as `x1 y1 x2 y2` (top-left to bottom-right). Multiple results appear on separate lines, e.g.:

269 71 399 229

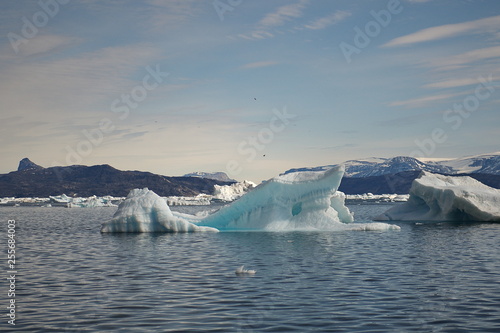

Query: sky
0 0 499 182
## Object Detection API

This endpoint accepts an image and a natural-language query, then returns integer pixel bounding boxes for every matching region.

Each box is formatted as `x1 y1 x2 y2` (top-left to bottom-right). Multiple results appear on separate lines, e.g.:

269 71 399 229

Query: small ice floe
235 265 256 276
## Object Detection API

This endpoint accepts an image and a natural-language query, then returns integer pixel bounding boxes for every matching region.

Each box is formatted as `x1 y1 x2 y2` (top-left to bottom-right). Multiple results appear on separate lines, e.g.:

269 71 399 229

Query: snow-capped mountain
438 152 500 175
183 171 236 183
284 152 500 178
343 156 454 178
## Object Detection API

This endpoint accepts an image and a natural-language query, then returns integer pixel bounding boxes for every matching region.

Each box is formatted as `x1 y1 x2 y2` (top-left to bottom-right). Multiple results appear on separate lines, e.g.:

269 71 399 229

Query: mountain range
0 158 233 198
285 152 500 177
2 153 500 197
286 152 500 194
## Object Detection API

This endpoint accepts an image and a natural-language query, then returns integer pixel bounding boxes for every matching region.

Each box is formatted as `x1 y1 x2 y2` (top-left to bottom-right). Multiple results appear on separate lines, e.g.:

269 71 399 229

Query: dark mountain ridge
0 161 234 197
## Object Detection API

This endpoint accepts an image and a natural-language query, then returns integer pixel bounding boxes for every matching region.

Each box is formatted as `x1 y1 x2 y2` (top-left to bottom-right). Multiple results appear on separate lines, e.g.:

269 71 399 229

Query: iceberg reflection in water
101 166 400 233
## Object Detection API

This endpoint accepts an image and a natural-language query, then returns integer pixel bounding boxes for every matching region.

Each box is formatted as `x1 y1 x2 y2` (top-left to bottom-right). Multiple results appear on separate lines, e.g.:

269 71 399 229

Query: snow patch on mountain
183 171 236 182
283 152 500 178
438 152 500 175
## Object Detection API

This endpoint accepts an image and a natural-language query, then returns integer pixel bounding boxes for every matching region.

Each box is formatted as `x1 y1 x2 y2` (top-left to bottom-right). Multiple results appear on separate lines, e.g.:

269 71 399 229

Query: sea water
1 204 500 332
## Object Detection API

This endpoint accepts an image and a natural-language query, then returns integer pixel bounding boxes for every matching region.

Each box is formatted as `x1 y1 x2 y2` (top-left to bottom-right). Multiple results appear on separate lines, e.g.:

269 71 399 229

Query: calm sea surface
2 204 500 332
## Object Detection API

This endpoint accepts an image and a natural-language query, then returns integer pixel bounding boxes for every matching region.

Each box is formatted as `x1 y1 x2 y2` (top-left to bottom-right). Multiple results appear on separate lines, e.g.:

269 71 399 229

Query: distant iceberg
375 172 500 222
212 180 256 202
164 180 256 205
67 195 118 208
48 194 119 208
165 194 212 206
101 166 400 233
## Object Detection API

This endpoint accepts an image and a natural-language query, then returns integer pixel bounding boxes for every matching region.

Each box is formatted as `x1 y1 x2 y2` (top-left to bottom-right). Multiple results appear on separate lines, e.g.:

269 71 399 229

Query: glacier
375 172 500 222
101 166 400 233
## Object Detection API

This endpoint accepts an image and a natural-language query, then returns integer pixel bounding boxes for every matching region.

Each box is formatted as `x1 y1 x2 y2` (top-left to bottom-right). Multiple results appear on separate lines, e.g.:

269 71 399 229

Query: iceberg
212 180 257 202
345 193 409 202
67 195 118 208
101 166 400 233
375 172 500 222
100 188 218 233
199 166 362 231
165 194 212 206
49 194 72 203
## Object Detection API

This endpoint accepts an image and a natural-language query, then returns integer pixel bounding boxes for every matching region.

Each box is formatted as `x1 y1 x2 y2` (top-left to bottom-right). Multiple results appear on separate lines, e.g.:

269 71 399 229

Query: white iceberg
67 195 118 208
0 197 15 204
375 172 500 222
212 180 256 202
165 194 212 206
100 188 218 233
49 194 72 203
345 193 409 202
101 166 400 233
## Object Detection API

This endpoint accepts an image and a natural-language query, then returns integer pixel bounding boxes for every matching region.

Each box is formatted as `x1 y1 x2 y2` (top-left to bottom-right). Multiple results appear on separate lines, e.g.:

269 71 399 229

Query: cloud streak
427 45 500 69
238 0 310 40
257 0 309 29
383 15 500 47
424 78 486 89
389 93 461 108
0 42 163 122
303 11 351 30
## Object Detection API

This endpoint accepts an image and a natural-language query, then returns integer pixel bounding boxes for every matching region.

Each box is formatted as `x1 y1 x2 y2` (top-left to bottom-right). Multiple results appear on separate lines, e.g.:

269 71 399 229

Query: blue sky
1 0 499 181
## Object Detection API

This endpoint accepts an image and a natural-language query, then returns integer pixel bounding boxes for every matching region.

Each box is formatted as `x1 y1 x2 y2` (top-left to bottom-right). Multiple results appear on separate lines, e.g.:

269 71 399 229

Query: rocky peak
17 158 43 172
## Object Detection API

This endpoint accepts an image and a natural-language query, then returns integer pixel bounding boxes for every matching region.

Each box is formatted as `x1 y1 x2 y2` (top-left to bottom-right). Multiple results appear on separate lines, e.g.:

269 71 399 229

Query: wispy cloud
303 11 351 30
240 61 278 69
257 0 309 29
383 15 500 47
389 93 461 108
424 78 484 89
0 43 162 118
427 45 500 69
239 0 309 40
16 34 81 57
145 0 204 31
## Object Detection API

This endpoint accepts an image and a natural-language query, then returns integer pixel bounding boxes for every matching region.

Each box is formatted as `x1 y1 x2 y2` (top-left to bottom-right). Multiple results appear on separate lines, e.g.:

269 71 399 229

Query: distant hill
0 160 233 198
183 171 236 183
